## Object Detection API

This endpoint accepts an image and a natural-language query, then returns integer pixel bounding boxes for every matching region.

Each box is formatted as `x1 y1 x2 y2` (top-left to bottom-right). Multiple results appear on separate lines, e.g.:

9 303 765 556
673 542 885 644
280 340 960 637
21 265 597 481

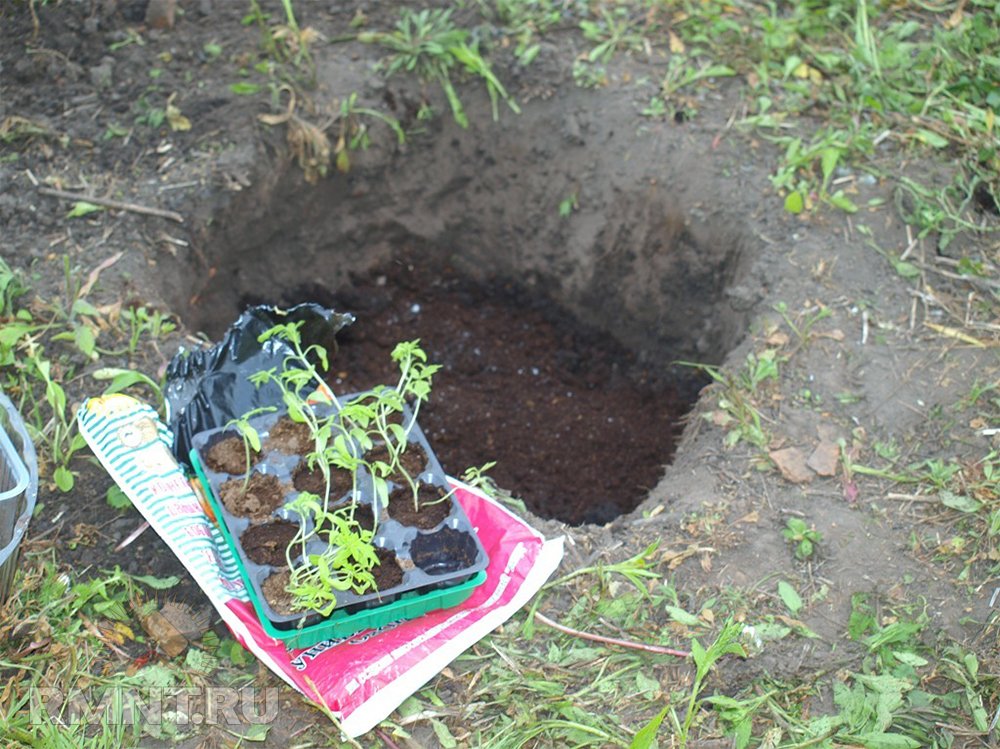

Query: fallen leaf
80 252 124 297
140 610 188 657
166 99 191 132
710 410 731 427
102 621 135 645
766 331 790 347
939 490 982 513
807 440 839 477
775 615 821 638
735 511 759 524
944 0 965 28
769 447 813 483
145 0 176 29
668 31 685 54
661 544 713 570
817 328 845 341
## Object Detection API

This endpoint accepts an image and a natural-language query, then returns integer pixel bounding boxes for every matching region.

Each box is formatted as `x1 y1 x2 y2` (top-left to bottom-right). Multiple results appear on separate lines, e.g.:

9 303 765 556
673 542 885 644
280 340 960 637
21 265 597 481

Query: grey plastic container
191 398 489 628
0 391 38 605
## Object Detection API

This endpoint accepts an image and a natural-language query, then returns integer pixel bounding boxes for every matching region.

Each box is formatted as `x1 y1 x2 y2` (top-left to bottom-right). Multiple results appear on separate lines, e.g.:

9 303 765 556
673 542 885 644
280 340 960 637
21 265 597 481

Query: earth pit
165 94 761 525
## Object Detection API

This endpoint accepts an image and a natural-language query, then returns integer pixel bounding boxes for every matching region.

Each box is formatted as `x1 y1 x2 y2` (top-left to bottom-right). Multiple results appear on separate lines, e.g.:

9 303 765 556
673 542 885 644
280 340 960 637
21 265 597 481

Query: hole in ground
246 262 705 525
170 91 758 525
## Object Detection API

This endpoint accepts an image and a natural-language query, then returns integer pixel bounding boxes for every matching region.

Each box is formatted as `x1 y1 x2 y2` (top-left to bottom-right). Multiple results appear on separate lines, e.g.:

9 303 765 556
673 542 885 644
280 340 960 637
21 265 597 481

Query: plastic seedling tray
190 400 489 648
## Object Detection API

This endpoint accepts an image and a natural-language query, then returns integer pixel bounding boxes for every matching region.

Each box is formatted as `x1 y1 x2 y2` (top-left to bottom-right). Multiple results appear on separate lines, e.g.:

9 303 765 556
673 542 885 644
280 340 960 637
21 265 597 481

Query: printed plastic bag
164 303 354 467
78 394 563 737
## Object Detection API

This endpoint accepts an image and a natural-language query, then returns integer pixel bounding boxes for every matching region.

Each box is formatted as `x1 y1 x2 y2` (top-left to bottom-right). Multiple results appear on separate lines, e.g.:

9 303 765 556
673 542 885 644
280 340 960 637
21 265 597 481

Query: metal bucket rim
0 422 29 504
0 391 38 563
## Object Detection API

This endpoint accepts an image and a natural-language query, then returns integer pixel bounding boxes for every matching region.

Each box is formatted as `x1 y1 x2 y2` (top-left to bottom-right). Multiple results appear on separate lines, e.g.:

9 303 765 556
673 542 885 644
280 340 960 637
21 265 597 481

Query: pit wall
175 75 765 370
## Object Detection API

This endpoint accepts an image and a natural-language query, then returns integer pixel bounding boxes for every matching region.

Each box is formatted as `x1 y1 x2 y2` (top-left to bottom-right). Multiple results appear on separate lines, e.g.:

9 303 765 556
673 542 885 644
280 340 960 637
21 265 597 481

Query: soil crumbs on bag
299 262 699 526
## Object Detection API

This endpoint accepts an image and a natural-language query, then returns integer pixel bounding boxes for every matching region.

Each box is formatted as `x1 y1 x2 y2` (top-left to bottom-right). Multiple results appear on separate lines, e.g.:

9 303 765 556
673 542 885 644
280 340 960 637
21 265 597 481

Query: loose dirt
218 472 285 521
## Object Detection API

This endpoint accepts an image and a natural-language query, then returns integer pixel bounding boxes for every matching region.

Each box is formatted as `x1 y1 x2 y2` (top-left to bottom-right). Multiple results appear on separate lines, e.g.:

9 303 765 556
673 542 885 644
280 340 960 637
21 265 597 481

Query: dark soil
291 461 353 500
311 264 696 525
241 520 298 567
219 472 285 522
387 485 453 530
265 417 313 456
331 501 375 534
410 527 479 575
372 548 404 591
203 433 258 476
261 570 295 616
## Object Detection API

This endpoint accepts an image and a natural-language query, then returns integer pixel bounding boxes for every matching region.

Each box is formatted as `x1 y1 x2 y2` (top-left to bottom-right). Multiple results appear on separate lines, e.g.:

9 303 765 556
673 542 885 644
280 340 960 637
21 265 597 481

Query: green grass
467 0 999 256
0 255 174 492
359 7 519 128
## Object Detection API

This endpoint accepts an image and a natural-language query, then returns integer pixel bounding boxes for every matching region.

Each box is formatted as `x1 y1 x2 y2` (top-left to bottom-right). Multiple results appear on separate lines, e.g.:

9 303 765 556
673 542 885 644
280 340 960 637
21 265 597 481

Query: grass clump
359 7 520 127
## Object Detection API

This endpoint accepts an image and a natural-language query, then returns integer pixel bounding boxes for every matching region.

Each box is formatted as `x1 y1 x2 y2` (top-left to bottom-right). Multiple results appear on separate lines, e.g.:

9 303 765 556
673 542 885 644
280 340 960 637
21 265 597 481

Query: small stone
89 57 114 90
145 0 176 29
83 16 100 34
769 447 813 484
807 440 840 477
198 0 214 15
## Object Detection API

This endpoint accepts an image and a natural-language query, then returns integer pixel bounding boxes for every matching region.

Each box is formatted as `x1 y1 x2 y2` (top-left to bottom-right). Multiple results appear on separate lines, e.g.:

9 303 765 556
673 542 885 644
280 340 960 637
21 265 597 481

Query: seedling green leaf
777 580 803 615
132 574 180 589
53 465 74 492
230 82 261 95
665 605 703 627
66 201 105 218
938 490 981 513
630 705 669 749
784 190 805 214
106 485 133 510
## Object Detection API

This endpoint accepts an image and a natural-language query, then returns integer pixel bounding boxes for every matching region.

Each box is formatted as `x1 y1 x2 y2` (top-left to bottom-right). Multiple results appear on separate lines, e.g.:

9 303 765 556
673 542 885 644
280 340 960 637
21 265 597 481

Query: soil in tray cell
203 433 259 475
372 547 403 591
292 461 353 499
410 527 479 575
219 472 285 521
262 570 295 615
387 484 452 530
241 519 299 567
331 501 375 533
366 442 429 481
265 417 314 456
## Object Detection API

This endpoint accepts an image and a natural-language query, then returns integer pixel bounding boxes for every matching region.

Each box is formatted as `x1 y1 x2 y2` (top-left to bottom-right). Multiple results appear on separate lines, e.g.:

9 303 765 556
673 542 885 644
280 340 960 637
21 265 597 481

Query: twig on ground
376 728 403 749
884 492 940 502
37 186 185 223
533 611 690 658
114 521 150 552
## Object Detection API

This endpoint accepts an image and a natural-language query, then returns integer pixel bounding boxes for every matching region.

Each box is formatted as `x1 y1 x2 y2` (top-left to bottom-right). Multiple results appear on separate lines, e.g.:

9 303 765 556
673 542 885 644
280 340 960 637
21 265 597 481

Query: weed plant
359 7 519 128
0 257 170 491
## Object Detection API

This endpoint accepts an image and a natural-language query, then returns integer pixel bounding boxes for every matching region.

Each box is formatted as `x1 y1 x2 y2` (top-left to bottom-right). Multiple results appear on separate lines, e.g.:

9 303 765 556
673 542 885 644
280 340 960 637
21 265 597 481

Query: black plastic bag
164 304 354 467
